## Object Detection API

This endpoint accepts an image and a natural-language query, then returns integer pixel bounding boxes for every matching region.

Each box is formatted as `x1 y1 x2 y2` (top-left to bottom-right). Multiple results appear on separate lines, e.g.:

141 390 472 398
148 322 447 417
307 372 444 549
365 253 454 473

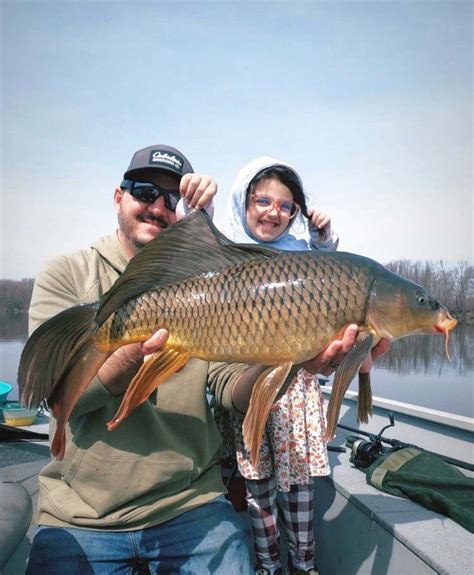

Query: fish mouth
434 312 457 334
434 311 457 360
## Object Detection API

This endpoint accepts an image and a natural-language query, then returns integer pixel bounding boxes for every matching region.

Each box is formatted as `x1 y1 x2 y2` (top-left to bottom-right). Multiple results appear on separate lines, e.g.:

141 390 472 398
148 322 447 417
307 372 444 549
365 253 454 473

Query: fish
18 210 457 463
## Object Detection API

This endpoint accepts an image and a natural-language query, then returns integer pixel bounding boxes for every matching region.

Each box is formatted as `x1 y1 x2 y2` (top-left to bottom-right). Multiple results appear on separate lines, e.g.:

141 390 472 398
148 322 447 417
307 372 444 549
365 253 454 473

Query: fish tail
357 372 373 424
50 343 110 459
19 303 100 409
18 303 110 460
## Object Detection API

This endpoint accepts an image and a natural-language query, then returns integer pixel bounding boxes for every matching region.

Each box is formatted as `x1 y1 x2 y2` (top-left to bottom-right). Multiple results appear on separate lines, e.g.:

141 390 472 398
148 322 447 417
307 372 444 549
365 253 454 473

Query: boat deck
316 391 473 574
1 399 473 574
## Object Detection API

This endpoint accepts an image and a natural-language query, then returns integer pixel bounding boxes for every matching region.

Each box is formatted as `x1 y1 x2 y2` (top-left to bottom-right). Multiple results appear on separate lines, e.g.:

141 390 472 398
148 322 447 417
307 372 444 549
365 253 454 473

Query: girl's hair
246 165 310 218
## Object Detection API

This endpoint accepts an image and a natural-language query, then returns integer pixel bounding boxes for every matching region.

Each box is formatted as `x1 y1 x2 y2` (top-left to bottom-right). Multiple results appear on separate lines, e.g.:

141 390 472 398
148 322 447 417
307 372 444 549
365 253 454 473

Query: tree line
0 260 472 320
0 278 35 314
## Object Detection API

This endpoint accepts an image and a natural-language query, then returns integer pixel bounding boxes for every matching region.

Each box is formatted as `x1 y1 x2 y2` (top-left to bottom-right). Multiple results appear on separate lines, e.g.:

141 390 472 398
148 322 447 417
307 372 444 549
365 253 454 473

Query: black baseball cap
123 144 194 182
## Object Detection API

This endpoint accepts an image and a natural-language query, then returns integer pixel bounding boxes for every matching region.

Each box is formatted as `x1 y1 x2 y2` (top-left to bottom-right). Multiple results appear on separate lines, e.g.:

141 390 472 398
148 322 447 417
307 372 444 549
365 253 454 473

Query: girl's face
246 177 297 242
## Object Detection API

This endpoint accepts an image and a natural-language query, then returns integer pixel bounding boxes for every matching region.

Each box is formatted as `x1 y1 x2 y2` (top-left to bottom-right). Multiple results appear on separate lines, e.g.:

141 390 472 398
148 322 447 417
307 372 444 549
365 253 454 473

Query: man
25 144 387 574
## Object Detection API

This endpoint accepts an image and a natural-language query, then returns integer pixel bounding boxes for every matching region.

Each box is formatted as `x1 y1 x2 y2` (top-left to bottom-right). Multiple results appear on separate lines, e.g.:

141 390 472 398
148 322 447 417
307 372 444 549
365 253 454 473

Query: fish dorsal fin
95 210 279 327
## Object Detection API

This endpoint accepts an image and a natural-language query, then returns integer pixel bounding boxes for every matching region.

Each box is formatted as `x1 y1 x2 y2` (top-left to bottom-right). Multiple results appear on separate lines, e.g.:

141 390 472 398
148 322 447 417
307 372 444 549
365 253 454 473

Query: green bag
365 447 474 533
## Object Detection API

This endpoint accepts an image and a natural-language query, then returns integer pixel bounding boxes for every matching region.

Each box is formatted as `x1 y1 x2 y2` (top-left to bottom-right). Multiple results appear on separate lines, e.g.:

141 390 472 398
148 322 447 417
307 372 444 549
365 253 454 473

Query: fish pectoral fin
107 347 189 431
325 332 374 441
242 362 293 467
357 372 373 424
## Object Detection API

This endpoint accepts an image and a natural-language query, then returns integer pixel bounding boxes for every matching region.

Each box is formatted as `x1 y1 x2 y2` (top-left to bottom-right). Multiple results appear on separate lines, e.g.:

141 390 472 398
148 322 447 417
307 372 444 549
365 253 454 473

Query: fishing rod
337 414 474 472
0 423 49 442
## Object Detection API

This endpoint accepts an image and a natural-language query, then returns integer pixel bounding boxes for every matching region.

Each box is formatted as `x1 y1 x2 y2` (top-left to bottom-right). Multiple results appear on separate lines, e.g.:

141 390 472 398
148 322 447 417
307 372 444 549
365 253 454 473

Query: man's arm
209 325 391 414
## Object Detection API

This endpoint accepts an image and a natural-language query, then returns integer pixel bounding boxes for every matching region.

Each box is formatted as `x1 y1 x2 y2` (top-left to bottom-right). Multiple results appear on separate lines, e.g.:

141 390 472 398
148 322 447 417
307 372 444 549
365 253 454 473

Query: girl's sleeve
309 227 339 252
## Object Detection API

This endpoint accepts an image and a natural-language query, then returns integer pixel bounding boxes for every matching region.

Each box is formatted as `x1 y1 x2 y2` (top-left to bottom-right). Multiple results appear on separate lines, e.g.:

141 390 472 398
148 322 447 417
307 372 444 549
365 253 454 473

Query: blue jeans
26 496 253 574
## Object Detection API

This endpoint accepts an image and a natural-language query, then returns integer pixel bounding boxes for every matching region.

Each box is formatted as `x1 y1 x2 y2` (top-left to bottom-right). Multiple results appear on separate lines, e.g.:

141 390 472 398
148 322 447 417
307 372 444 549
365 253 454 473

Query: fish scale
94 252 371 364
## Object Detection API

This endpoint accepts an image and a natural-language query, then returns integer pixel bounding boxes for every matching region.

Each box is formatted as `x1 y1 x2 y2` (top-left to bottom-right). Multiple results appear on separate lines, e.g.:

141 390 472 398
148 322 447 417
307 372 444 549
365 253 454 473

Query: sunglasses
120 180 180 211
250 192 300 219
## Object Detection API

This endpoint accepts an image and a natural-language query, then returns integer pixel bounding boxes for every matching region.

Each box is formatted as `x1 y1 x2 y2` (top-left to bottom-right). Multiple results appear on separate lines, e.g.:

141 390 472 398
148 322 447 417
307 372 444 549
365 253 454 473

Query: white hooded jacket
227 156 339 252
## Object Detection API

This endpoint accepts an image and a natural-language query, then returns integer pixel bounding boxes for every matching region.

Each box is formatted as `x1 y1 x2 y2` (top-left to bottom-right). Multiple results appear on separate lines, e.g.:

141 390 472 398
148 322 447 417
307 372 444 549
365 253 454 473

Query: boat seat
0 482 33 568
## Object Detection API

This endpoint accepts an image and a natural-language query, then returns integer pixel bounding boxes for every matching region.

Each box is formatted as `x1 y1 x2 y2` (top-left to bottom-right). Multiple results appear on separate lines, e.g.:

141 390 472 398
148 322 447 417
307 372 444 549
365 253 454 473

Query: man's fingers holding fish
98 344 147 396
358 338 391 374
301 324 359 375
97 330 170 396
371 338 391 360
141 329 169 356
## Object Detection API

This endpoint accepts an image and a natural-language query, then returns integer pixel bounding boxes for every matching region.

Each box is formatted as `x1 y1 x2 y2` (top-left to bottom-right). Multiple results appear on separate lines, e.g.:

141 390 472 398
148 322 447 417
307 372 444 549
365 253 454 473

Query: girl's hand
180 173 217 210
307 208 332 241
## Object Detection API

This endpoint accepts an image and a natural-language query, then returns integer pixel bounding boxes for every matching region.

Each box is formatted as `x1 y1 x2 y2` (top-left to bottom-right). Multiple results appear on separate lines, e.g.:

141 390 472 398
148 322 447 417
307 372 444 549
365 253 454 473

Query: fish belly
95 253 370 363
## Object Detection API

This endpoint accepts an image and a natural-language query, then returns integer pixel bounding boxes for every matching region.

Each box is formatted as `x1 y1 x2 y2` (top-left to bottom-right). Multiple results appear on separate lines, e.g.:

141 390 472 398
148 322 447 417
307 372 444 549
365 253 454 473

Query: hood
91 231 130 274
227 156 310 251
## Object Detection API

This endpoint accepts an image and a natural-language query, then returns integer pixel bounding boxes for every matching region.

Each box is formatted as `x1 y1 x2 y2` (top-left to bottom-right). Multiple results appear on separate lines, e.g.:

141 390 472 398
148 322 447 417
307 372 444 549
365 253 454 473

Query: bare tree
0 278 35 313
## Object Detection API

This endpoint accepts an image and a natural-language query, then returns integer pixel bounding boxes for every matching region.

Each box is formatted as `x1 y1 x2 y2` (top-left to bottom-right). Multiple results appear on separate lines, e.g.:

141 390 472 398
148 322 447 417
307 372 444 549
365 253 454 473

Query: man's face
114 171 180 257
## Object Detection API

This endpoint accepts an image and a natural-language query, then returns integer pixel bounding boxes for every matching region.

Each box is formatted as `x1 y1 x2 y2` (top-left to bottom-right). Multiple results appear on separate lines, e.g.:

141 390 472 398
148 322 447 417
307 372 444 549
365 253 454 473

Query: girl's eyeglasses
120 180 180 211
250 193 300 219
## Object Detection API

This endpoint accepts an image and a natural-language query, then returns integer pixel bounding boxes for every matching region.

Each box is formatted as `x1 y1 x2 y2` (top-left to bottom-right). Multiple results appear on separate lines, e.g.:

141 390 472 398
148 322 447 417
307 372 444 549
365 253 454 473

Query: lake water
0 313 473 418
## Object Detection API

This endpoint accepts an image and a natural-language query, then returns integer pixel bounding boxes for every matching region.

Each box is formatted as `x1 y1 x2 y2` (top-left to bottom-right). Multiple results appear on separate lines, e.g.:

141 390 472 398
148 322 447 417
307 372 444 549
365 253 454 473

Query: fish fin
107 347 190 431
95 210 280 327
18 303 99 409
242 362 293 467
357 372 373 424
325 332 374 441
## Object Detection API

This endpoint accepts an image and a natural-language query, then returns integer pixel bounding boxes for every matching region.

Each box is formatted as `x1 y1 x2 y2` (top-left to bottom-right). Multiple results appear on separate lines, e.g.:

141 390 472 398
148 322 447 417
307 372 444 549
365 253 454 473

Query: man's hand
359 337 391 374
301 326 391 376
180 173 217 210
98 329 169 396
301 324 359 375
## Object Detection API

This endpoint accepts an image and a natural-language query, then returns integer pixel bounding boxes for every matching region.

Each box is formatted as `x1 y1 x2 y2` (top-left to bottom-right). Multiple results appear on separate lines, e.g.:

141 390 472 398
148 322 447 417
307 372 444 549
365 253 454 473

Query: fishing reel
347 436 387 468
345 413 396 469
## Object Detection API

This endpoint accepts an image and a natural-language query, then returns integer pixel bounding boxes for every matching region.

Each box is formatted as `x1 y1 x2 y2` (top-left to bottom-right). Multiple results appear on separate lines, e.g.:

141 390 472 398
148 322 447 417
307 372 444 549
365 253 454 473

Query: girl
226 156 339 575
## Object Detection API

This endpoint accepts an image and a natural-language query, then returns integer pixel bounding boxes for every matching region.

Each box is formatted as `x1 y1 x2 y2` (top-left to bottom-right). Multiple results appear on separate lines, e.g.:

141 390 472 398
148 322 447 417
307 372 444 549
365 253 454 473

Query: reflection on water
0 313 472 416
375 323 473 376
0 312 28 342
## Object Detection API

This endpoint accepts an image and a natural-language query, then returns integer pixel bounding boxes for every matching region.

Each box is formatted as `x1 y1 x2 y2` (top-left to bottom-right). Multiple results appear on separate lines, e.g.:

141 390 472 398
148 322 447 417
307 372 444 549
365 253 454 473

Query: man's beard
118 212 169 252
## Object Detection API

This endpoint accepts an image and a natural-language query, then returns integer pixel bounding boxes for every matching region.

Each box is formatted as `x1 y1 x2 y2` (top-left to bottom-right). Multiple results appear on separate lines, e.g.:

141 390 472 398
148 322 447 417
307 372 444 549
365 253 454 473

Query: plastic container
2 402 37 427
0 381 13 405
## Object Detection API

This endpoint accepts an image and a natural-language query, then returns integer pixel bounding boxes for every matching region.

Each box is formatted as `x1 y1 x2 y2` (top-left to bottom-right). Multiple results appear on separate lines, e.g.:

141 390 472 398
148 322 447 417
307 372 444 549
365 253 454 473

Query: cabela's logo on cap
149 150 184 173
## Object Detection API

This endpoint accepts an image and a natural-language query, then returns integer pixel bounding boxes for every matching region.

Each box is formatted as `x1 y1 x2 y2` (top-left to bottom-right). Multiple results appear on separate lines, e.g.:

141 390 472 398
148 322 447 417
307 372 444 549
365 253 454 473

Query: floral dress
219 368 330 492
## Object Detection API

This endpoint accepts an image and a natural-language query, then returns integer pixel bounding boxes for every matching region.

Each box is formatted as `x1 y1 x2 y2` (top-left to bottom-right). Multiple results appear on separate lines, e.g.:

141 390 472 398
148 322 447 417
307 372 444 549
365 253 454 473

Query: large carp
19 210 456 462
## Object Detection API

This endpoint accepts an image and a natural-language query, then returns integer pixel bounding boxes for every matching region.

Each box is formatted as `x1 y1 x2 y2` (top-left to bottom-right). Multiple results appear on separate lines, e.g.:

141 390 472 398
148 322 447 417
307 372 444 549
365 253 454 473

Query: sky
1 0 472 280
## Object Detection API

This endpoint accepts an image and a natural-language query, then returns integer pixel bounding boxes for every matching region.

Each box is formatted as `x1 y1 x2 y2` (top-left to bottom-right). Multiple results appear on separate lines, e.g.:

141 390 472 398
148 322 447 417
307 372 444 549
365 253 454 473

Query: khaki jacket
30 231 244 530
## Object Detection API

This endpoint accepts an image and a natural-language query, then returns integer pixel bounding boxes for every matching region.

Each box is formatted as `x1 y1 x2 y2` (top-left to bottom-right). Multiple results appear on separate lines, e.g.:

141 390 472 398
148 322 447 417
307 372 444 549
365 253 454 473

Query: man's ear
114 187 124 212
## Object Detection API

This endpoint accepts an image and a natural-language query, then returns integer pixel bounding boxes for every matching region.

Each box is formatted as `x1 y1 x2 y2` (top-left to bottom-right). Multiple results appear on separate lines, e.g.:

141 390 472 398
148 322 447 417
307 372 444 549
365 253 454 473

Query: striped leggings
245 477 315 573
